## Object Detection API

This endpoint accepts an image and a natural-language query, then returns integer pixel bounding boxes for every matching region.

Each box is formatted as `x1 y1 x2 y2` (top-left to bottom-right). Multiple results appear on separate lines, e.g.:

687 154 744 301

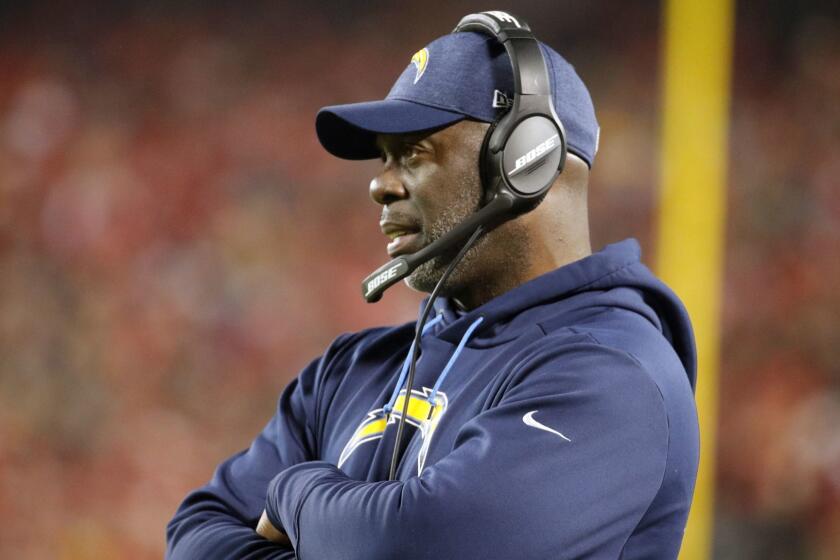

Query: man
167 15 699 560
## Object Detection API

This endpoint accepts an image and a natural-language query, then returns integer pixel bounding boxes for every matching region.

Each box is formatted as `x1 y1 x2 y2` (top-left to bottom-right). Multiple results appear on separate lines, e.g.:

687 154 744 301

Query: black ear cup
480 114 565 209
500 115 565 196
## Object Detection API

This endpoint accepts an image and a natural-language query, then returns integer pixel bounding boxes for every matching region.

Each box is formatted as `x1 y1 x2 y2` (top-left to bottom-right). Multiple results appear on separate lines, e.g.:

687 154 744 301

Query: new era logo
493 90 512 109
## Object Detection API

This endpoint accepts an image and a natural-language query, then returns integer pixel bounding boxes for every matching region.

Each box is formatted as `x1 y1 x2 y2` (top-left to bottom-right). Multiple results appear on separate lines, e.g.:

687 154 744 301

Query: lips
381 221 424 257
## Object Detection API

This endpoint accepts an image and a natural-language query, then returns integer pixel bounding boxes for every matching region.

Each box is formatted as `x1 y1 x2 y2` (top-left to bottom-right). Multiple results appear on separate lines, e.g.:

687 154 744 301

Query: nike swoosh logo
522 410 571 442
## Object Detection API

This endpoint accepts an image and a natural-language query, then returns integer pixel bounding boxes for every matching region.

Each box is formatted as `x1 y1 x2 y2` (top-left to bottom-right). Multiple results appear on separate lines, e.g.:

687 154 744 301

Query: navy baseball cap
316 32 600 167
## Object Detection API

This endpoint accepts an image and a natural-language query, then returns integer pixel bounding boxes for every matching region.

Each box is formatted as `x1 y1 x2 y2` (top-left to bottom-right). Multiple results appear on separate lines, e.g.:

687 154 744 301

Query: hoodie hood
425 238 697 390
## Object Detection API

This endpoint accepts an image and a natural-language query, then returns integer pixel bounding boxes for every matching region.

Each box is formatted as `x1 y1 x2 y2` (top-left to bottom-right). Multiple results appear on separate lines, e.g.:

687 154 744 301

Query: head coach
166 11 700 560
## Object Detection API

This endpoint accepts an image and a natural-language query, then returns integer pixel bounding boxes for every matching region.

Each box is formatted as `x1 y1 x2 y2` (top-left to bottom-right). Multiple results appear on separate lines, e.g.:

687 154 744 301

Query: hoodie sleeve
264 341 672 560
165 334 354 560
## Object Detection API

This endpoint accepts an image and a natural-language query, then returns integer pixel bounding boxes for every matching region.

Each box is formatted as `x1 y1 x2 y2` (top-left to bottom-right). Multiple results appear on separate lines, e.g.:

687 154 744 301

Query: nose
369 166 408 206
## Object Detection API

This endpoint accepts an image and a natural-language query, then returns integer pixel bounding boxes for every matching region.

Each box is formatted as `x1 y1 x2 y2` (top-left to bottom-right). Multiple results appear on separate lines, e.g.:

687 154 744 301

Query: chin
403 269 438 295
405 259 473 297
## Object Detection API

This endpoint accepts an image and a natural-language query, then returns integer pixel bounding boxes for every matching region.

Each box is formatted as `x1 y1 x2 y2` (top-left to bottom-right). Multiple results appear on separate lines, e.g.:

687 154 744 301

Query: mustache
379 209 422 230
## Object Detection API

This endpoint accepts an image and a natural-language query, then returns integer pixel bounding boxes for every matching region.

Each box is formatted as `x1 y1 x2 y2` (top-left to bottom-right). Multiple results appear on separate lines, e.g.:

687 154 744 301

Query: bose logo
485 11 521 27
366 265 400 295
509 134 560 177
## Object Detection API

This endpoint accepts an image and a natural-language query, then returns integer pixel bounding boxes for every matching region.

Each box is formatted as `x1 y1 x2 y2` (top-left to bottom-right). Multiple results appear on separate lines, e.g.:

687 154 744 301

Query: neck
448 227 591 311
439 172 593 310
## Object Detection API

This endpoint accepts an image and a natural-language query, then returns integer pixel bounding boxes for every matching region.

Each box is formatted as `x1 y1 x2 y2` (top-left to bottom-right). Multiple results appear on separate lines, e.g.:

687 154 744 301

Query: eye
402 145 420 163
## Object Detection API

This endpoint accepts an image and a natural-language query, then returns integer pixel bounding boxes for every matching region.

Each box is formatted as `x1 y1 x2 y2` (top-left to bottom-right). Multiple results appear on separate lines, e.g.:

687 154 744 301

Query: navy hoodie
166 239 699 559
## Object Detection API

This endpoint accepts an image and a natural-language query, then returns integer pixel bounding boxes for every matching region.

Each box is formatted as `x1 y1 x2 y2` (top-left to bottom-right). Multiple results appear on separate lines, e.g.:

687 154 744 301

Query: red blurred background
0 1 838 558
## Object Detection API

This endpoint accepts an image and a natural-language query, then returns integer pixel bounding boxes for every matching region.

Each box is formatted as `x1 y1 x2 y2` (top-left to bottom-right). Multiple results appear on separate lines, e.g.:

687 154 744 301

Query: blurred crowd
0 1 837 558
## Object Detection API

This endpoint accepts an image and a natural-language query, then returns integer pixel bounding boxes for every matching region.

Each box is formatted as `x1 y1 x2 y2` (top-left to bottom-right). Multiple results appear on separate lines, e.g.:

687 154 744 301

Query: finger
256 510 291 546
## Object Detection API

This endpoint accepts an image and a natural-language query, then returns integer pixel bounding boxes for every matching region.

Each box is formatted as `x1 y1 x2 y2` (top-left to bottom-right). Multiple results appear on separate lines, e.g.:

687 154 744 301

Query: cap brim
315 99 466 160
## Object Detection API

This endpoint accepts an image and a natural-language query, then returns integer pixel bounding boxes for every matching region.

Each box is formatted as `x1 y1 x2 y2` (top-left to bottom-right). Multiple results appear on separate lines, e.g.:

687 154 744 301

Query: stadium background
0 0 837 558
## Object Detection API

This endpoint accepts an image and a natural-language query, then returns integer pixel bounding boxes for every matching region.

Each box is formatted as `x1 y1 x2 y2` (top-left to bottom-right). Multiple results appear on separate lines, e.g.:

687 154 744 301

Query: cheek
444 161 483 211
410 157 483 225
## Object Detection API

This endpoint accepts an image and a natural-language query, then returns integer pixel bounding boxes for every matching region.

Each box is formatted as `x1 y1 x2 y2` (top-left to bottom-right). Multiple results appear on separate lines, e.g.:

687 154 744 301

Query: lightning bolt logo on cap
410 48 429 84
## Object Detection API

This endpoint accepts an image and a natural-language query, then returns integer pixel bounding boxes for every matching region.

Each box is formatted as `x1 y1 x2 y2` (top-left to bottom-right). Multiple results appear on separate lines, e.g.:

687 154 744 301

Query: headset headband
453 12 551 97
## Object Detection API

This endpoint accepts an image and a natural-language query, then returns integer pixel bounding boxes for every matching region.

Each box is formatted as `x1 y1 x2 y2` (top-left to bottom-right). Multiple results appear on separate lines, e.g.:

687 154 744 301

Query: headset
374 11 568 480
362 9 567 304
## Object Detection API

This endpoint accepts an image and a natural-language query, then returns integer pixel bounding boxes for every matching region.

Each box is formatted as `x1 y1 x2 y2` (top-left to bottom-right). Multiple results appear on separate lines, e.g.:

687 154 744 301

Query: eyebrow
376 132 433 153
376 137 413 155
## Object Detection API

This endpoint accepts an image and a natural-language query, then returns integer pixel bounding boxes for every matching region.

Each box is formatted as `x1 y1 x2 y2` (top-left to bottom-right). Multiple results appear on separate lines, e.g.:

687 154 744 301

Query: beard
404 168 485 295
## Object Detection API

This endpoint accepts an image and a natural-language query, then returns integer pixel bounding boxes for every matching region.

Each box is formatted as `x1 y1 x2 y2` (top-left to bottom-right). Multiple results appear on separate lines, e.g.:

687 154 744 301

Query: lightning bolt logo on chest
338 387 448 475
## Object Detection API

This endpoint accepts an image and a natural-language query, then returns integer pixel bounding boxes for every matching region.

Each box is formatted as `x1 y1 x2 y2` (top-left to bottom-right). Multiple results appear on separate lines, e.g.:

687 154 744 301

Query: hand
256 509 292 546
